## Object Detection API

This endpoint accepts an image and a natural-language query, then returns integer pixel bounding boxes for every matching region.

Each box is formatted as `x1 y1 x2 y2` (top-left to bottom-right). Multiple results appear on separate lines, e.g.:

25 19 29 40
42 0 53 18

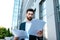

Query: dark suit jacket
19 22 26 40
19 22 26 31
19 22 43 40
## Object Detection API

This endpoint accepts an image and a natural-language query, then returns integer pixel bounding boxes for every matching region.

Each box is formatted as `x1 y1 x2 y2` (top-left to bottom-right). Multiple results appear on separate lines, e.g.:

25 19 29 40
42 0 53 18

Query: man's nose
29 15 32 16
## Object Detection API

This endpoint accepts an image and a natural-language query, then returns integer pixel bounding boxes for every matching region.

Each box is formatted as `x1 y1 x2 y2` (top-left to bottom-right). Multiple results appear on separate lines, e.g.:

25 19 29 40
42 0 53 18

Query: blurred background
0 0 60 40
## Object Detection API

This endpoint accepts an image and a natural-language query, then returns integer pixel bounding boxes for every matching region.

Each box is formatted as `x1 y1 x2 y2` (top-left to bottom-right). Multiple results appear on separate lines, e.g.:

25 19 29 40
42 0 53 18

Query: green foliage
0 27 13 39
0 27 6 39
5 28 13 37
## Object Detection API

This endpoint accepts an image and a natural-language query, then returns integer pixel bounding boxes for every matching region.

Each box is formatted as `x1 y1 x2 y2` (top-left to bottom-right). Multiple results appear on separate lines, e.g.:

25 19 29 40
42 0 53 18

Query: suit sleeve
19 22 25 30
19 23 22 30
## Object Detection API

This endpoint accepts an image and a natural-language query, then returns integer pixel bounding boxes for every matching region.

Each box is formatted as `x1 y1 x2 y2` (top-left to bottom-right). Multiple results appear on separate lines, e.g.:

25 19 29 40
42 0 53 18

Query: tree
5 28 13 37
0 27 13 39
0 27 7 39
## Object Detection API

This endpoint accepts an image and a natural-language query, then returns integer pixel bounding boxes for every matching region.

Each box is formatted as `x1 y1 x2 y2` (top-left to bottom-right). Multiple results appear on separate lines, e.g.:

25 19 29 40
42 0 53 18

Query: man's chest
25 22 32 32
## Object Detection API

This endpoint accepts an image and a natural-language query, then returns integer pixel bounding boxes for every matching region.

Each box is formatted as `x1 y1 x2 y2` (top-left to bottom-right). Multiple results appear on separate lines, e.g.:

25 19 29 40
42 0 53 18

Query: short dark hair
26 9 34 13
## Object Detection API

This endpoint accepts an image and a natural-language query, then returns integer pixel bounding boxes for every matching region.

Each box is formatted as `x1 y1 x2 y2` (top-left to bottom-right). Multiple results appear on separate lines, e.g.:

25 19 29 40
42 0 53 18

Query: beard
27 17 32 21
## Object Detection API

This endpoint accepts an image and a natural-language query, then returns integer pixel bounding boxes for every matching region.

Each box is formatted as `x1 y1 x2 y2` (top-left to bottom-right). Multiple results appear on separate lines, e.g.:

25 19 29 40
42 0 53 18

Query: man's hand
37 30 43 37
14 37 19 40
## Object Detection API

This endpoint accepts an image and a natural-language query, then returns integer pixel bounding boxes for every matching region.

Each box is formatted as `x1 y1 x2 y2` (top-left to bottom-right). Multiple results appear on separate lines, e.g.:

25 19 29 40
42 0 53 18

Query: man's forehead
27 11 33 14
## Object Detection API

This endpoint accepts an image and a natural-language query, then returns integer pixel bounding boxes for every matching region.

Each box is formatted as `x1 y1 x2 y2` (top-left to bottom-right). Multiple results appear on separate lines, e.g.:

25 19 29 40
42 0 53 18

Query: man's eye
29 13 31 15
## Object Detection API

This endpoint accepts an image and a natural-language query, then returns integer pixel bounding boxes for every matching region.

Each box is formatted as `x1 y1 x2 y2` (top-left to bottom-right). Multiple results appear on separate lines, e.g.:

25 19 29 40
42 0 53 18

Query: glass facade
39 0 48 39
39 0 46 20
58 0 60 21
58 0 60 40
12 0 20 29
55 0 60 40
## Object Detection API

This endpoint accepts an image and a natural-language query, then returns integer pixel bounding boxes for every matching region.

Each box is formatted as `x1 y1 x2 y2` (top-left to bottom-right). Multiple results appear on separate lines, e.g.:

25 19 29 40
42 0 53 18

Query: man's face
26 11 34 21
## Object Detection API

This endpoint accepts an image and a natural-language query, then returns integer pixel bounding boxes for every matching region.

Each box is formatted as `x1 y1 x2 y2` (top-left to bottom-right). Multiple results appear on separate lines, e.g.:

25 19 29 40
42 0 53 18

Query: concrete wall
46 0 57 40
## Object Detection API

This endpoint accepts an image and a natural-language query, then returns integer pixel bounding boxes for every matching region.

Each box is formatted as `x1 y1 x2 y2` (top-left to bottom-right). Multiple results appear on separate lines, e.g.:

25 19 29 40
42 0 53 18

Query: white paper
12 29 28 39
29 19 45 36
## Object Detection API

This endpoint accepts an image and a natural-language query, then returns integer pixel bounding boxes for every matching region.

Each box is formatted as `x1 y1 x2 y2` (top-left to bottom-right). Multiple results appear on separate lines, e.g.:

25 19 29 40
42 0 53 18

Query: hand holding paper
29 19 45 36
37 30 43 37
12 29 28 39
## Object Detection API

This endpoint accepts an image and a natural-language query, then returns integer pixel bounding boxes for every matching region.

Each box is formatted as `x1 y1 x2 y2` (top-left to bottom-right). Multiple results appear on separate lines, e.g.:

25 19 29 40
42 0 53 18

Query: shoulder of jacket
21 22 26 24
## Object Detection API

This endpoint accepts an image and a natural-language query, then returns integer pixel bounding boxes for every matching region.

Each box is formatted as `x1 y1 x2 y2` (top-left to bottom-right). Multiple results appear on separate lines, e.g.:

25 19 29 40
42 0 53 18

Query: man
14 9 43 40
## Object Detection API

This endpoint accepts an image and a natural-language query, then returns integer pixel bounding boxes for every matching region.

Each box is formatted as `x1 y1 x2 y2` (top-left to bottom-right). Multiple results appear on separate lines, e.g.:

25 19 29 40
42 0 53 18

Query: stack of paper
12 29 28 39
29 19 45 36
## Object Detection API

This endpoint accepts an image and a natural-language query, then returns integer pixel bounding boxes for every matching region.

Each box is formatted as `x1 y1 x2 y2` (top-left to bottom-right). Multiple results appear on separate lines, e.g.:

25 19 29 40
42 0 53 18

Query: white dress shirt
25 21 32 40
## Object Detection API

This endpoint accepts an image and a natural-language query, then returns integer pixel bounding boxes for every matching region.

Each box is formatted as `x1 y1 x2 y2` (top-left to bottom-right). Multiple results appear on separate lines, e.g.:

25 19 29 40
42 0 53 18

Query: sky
0 0 14 29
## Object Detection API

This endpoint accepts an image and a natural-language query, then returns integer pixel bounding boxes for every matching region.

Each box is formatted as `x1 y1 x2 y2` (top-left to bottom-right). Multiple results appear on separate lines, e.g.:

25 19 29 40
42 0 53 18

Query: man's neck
26 19 31 22
27 20 31 22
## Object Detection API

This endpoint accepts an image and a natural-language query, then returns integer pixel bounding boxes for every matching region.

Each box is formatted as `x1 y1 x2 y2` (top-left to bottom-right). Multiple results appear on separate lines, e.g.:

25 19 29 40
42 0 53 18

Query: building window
39 0 45 20
58 11 60 21
33 8 36 18
58 0 60 21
